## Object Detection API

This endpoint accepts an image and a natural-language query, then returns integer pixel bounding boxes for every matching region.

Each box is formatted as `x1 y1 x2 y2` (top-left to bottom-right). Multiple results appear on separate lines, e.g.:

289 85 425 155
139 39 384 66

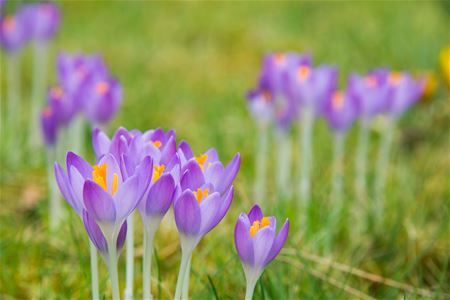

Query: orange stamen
364 75 377 87
388 72 403 86
51 86 64 99
274 53 286 65
249 216 271 237
3 16 16 31
195 154 208 171
151 140 162 148
152 164 165 182
42 106 53 117
332 91 344 110
193 188 209 204
95 81 109 95
297 65 310 82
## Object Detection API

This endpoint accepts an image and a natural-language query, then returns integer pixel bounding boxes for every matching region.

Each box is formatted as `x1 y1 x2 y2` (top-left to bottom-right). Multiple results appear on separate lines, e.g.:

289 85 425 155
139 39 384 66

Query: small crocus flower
322 90 358 133
21 2 60 43
47 85 76 127
0 12 28 53
347 69 391 119
285 62 338 116
234 204 289 300
83 77 122 125
246 88 274 128
40 105 58 147
383 71 425 118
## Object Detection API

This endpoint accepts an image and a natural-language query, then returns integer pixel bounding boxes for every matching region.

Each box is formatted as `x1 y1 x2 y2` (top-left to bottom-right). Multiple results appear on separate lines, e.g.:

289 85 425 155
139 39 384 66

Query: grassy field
1 1 449 299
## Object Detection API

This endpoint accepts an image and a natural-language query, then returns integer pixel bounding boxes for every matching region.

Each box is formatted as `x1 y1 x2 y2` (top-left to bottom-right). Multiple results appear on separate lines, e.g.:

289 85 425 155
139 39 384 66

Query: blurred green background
1 1 449 299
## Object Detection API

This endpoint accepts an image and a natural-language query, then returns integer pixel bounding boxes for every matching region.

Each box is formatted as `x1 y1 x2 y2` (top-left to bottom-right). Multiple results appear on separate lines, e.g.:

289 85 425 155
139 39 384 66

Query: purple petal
67 151 93 179
54 163 82 215
116 221 128 252
204 148 219 164
69 165 88 211
92 128 111 160
82 210 108 254
199 192 222 234
204 161 224 188
248 204 263 223
178 140 194 162
143 174 175 217
160 135 177 165
174 190 201 236
204 186 234 234
113 175 140 221
217 153 240 193
264 219 289 266
252 226 275 268
180 161 205 191
83 180 116 223
234 213 254 265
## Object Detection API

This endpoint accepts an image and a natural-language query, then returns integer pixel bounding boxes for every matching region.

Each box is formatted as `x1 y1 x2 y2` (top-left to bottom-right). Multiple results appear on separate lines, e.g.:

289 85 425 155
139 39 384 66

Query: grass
1 1 449 299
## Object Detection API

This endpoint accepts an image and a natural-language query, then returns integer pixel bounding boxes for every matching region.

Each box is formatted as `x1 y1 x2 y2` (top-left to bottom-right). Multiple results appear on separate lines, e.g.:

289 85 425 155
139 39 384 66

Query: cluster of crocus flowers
235 204 289 300
1 1 60 165
55 127 241 300
42 53 122 233
247 52 425 230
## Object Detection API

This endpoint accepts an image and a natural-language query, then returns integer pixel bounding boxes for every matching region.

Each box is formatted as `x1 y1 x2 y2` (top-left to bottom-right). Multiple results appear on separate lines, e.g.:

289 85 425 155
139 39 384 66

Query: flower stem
174 250 192 300
254 125 268 202
28 42 48 154
47 146 62 230
107 240 121 300
276 129 292 199
181 255 191 299
124 213 135 300
331 132 345 205
143 226 155 300
6 53 21 167
89 240 100 300
374 117 395 221
244 277 257 300
355 117 370 200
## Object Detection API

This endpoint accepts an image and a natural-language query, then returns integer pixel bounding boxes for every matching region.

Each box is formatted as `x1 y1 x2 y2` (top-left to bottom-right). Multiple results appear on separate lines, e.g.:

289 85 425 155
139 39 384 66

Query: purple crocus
234 204 289 300
47 85 76 127
285 61 338 116
383 71 424 118
40 105 58 147
82 77 122 125
322 90 358 133
21 2 60 43
0 12 28 53
173 142 240 299
347 69 391 119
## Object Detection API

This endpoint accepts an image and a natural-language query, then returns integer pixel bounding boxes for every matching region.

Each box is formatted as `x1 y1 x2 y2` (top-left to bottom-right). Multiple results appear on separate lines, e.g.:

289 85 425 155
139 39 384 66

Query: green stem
143 226 155 300
107 240 120 300
276 129 291 199
124 213 134 300
89 240 100 300
244 278 257 300
6 53 21 166
174 250 192 300
181 255 191 299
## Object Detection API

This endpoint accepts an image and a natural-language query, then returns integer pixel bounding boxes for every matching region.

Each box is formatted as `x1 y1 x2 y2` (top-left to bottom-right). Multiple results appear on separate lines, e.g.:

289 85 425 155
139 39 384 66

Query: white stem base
89 240 100 300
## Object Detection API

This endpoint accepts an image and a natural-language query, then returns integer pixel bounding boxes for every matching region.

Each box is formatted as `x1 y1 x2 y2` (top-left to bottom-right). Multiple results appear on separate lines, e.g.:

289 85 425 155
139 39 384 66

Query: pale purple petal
92 128 111 160
252 226 275 268
234 213 254 265
83 180 116 222
67 151 93 179
264 219 289 266
180 161 205 191
116 221 128 251
54 163 82 215
83 210 108 254
142 174 175 216
217 153 241 193
199 192 222 235
174 190 201 235
113 175 140 221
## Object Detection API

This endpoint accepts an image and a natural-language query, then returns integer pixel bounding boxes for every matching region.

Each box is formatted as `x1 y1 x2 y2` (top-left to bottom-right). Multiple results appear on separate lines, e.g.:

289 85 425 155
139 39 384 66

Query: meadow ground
1 1 449 299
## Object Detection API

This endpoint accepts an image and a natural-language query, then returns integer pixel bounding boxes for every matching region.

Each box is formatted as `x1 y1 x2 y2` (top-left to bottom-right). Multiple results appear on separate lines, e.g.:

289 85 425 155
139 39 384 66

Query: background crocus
373 72 425 219
174 144 240 299
234 204 289 300
22 2 61 151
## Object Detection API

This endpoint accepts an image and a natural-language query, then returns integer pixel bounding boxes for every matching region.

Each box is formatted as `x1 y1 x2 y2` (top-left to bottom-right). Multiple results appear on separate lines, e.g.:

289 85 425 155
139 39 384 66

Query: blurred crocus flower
47 85 76 127
0 12 28 53
440 46 450 87
235 204 289 300
174 143 240 299
384 72 425 118
322 90 358 133
348 69 391 119
40 105 58 147
83 77 122 125
285 61 338 116
21 2 60 43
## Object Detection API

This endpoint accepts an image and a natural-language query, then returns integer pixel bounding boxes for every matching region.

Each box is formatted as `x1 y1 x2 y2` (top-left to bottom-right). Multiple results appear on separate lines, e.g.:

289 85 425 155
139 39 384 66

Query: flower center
51 86 64 99
297 65 310 82
262 89 272 103
42 106 53 118
152 164 165 182
274 53 286 65
151 140 162 148
195 154 208 171
364 75 378 87
3 17 16 31
92 164 118 195
193 188 209 204
249 217 271 237
332 91 344 110
388 72 403 86
95 81 109 95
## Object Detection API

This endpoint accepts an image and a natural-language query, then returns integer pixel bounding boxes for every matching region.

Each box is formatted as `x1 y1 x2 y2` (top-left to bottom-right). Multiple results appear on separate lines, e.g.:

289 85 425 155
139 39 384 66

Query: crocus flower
47 85 76 127
347 69 391 119
0 12 28 53
383 71 425 118
21 2 60 43
54 151 152 255
285 61 338 116
82 76 122 125
173 142 240 299
234 204 289 300
40 105 58 147
322 90 358 133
